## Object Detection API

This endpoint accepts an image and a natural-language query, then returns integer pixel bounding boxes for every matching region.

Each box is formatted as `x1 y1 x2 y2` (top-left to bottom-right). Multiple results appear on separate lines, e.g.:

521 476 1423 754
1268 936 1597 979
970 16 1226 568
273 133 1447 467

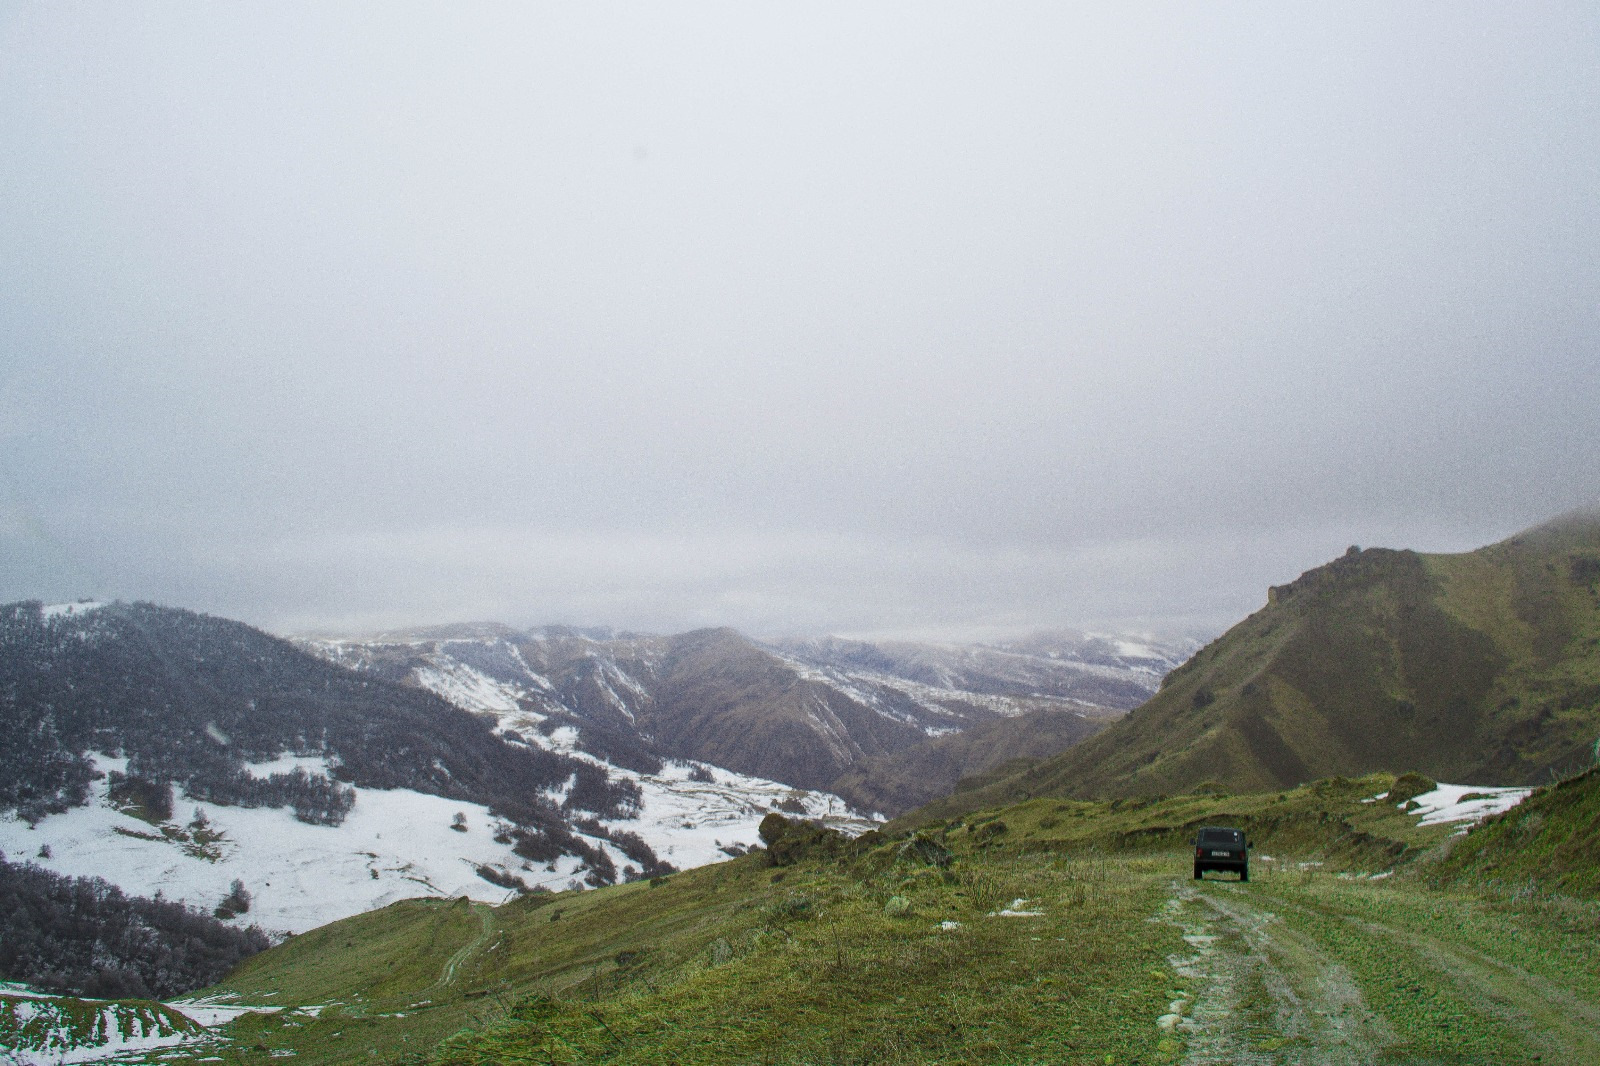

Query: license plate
1210 850 1230 857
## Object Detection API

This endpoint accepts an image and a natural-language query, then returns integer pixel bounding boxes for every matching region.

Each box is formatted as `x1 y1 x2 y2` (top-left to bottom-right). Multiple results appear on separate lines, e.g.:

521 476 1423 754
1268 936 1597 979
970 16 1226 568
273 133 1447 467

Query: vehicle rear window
1198 829 1242 844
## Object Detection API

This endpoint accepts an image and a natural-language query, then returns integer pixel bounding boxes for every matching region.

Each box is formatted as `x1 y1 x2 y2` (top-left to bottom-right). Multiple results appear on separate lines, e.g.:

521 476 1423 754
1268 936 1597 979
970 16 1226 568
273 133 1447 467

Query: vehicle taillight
1195 847 1204 857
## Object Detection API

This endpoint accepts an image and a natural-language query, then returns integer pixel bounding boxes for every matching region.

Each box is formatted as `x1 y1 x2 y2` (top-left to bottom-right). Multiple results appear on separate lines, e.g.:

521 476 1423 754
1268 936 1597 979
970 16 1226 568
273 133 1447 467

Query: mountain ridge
896 512 1600 823
298 622 1197 810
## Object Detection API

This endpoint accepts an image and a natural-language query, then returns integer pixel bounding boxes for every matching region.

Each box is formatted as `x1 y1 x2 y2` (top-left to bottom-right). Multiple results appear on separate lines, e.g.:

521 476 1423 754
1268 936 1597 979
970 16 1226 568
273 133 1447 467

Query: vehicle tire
1240 867 1248 882
1193 865 1202 880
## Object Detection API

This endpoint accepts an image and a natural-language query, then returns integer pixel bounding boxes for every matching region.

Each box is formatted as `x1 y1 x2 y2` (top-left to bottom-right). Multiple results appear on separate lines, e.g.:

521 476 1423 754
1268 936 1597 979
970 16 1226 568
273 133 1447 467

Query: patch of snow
414 662 526 715
991 898 1045 918
240 754 331 779
165 996 280 1027
87 753 129 777
1406 783 1533 826
544 726 580 752
600 760 877 871
42 601 104 620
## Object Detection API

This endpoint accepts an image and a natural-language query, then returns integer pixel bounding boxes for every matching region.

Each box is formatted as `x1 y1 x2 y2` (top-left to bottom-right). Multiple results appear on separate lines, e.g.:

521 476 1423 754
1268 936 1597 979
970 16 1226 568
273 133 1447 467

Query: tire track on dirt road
432 904 495 992
1260 888 1600 1064
1162 881 1393 1065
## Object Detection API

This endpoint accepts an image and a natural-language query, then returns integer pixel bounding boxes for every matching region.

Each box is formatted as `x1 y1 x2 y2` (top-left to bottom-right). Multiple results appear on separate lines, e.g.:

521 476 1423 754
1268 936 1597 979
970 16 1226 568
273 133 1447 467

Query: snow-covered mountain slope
0 600 1186 944
1 752 869 936
298 623 1201 806
0 601 878 945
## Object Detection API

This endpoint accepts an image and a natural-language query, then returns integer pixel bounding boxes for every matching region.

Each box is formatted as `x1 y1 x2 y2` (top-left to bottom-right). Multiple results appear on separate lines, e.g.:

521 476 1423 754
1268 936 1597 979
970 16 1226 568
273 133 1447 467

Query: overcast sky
3 4 1598 640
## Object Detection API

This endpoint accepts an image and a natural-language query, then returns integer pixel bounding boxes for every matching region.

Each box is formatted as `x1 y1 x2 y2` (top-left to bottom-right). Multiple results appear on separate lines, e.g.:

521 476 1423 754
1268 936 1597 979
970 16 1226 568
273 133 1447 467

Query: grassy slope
917 513 1600 814
179 846 1182 1065
127 769 1596 1065
896 772 1447 866
1433 765 1600 897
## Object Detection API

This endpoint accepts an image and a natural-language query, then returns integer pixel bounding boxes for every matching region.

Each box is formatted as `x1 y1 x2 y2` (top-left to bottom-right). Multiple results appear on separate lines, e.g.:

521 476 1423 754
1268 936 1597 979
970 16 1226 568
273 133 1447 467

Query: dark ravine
828 707 1109 816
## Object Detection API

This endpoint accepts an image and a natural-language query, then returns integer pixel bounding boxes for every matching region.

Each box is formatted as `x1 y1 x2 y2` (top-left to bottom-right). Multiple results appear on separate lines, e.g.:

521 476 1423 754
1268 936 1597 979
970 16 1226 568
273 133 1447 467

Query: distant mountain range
297 624 1199 814
902 510 1600 824
0 599 1191 936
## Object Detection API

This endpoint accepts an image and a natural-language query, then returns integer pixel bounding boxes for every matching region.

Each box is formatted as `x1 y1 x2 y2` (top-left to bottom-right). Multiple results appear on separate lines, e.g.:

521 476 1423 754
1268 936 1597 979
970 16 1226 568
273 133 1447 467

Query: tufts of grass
428 851 1181 1066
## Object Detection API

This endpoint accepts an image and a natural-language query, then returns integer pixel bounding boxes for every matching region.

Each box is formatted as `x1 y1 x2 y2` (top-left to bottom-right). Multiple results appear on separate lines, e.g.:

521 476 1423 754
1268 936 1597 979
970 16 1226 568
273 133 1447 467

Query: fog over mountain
3 5 1598 636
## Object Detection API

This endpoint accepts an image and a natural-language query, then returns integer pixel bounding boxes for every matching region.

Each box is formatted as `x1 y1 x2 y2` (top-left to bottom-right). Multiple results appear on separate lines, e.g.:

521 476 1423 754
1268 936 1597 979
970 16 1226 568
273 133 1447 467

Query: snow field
0 765 599 935
1 743 876 938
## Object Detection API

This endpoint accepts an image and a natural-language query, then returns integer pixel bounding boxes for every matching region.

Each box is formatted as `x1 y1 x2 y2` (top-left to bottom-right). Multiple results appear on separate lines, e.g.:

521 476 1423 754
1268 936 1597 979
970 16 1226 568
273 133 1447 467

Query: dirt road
1163 882 1391 1065
433 904 495 991
1163 877 1600 1065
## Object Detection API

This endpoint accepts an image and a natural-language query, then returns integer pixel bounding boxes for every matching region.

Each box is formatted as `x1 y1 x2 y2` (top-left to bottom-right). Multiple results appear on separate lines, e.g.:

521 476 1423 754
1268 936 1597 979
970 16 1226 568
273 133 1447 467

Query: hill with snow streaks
1 982 210 1065
299 624 1199 811
0 602 874 939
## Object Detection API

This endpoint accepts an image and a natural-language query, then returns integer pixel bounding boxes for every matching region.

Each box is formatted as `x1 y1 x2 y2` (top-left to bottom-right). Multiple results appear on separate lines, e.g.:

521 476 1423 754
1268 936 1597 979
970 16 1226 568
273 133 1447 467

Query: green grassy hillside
921 513 1600 812
1432 765 1600 897
125 770 1600 1065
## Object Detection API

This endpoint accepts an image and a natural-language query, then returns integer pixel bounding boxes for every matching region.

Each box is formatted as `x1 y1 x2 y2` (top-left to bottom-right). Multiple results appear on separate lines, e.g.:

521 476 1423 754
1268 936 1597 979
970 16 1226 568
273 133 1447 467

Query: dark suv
1192 826 1249 881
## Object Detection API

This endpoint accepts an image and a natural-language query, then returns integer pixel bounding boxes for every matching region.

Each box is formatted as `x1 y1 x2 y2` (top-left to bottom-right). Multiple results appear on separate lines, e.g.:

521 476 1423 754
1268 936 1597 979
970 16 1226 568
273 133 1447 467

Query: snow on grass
1 993 208 1064
1404 783 1533 826
162 995 281 1027
990 898 1045 918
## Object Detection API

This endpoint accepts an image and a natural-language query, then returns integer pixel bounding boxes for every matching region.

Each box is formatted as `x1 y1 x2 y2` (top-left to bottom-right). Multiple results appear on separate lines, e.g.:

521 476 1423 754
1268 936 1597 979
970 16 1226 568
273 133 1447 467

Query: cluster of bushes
214 878 252 919
504 823 618 887
105 772 175 822
475 865 532 893
181 767 356 826
571 817 676 880
0 853 269 999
